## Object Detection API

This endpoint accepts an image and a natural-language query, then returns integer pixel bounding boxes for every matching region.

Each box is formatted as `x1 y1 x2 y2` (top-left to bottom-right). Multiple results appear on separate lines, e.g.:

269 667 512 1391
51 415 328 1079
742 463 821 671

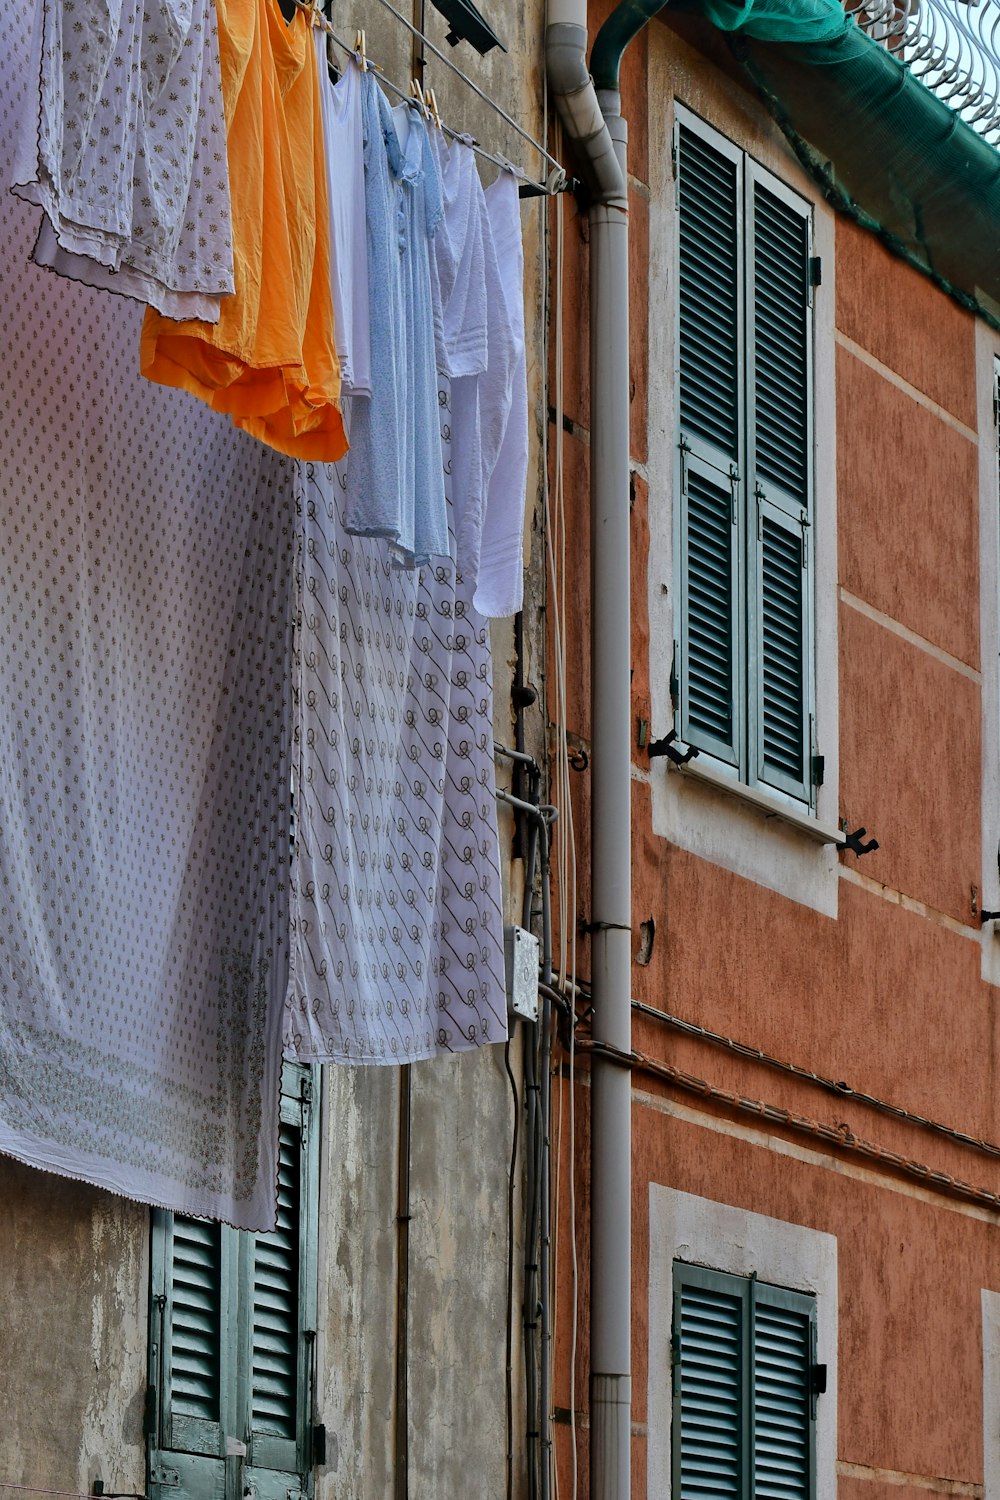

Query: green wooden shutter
672 1265 747 1498
149 1212 233 1500
245 1062 319 1495
168 1218 223 1437
672 1265 817 1500
752 1285 815 1499
149 1064 320 1500
747 169 813 802
676 112 745 768
677 121 742 463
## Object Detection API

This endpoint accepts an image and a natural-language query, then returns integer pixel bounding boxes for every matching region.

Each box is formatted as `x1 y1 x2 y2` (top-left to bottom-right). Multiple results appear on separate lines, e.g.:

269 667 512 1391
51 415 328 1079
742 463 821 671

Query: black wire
503 1040 520 1500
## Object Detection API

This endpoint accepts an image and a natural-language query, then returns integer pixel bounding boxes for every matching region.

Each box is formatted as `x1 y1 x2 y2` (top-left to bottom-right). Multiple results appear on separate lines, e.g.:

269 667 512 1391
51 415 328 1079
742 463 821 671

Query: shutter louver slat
678 126 740 461
169 1218 222 1422
686 466 735 747
677 1284 743 1499
760 517 805 781
753 184 809 506
250 1120 300 1440
753 1303 811 1499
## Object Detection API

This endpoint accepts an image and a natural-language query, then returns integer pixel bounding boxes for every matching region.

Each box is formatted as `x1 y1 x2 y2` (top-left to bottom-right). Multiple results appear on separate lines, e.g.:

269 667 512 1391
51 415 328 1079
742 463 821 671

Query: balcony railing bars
844 0 1000 143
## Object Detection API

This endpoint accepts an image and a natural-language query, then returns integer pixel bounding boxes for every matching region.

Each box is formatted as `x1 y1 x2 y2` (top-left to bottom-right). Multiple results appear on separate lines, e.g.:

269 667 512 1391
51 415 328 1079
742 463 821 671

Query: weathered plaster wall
1 3 548 1497
0 1158 148 1498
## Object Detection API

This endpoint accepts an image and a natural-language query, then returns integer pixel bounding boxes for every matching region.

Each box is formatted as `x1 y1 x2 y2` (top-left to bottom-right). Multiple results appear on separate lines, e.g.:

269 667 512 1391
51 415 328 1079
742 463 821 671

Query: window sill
667 755 842 846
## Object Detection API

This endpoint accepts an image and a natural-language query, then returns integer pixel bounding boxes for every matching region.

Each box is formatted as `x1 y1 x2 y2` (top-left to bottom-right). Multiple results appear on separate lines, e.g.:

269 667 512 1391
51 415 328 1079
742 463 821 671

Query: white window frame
648 1184 838 1500
977 319 1000 982
646 69 840 918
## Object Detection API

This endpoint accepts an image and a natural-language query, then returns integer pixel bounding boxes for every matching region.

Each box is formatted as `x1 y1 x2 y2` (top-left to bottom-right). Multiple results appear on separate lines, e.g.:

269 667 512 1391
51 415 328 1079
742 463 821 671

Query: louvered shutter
149 1064 320 1500
244 1062 319 1496
672 1265 817 1500
164 1217 224 1451
676 115 745 768
149 1211 233 1500
752 1285 815 1499
747 168 813 802
672 1266 747 1499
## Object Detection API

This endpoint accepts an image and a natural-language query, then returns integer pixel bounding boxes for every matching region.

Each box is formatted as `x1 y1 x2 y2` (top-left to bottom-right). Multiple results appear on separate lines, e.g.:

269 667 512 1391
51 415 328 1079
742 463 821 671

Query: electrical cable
628 996 1000 1162
576 1035 1000 1216
543 139 580 1500
503 1039 520 1500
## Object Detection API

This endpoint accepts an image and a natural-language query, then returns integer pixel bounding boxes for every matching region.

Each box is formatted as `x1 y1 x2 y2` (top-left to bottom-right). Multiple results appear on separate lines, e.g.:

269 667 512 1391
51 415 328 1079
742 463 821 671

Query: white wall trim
648 1184 838 1500
975 321 1000 987
983 1289 1000 1497
645 43 840 919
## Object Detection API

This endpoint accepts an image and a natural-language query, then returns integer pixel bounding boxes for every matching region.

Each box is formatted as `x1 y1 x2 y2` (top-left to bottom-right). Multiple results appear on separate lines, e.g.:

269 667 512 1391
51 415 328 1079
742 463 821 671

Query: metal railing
843 0 1000 143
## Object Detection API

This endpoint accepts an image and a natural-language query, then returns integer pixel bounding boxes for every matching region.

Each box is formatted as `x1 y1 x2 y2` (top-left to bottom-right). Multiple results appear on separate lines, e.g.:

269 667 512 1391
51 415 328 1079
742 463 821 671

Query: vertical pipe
395 1065 412 1500
538 826 554 1500
587 103 632 1500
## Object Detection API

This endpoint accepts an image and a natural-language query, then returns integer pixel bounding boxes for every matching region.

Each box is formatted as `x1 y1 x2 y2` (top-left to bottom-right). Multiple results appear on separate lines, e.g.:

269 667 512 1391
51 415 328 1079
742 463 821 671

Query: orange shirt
141 0 346 462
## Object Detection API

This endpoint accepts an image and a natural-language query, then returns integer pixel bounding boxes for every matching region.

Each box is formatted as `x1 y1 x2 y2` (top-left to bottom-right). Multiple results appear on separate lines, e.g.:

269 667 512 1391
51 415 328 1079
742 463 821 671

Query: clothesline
289 0 568 193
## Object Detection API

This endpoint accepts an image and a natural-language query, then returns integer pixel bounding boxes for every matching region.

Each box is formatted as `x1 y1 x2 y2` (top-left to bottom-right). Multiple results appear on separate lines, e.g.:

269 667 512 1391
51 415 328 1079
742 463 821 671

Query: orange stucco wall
550 9 1000 1495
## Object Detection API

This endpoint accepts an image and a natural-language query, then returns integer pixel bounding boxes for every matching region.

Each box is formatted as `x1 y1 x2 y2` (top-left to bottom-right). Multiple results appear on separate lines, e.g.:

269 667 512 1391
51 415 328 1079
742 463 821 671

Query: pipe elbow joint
545 22 628 206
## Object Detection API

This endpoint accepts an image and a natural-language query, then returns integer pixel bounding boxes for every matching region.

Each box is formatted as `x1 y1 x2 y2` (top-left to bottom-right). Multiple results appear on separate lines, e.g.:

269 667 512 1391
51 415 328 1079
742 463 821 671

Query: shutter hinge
149 1469 179 1489
312 1424 328 1465
669 643 679 711
671 135 678 180
812 754 825 788
810 1362 828 1396
670 1331 680 1369
809 255 822 287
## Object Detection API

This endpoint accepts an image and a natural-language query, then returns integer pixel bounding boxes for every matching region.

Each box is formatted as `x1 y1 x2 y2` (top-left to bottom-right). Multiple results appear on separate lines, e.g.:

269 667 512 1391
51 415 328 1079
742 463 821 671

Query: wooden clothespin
354 28 368 70
305 0 322 27
427 87 444 130
409 77 430 118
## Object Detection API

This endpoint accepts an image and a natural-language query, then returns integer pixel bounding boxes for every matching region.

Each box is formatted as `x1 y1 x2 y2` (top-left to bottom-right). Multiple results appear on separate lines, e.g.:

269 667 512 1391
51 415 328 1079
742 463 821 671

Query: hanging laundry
12 0 235 322
315 43 372 397
141 0 346 463
429 132 517 593
0 1 293 1231
475 170 530 618
285 449 507 1064
343 79 449 565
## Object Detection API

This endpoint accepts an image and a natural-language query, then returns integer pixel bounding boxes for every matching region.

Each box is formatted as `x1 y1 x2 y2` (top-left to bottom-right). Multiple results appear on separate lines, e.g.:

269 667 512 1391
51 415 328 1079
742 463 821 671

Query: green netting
686 0 1000 323
700 0 855 46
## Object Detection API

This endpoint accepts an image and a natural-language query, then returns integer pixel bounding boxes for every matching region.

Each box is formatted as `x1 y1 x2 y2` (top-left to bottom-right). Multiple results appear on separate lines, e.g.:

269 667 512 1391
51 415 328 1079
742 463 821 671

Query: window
147 1062 321 1500
674 105 817 806
672 1261 818 1498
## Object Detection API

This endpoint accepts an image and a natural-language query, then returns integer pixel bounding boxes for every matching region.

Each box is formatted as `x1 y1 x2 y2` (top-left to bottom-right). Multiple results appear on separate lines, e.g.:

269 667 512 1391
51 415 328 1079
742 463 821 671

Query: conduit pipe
544 1 665 1496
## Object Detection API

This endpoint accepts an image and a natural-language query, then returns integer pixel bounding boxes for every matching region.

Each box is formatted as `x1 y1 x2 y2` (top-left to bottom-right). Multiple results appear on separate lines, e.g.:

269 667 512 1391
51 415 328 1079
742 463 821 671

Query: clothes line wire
361 0 564 173
289 0 567 191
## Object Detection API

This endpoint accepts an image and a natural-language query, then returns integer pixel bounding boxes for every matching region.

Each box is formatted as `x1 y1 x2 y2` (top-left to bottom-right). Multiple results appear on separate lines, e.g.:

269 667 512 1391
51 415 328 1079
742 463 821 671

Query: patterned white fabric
12 0 234 320
0 1 292 1230
285 389 508 1064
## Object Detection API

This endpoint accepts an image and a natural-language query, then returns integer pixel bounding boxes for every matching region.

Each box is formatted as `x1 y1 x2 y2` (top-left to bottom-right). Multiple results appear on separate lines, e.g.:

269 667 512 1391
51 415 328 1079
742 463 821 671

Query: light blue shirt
344 76 448 566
